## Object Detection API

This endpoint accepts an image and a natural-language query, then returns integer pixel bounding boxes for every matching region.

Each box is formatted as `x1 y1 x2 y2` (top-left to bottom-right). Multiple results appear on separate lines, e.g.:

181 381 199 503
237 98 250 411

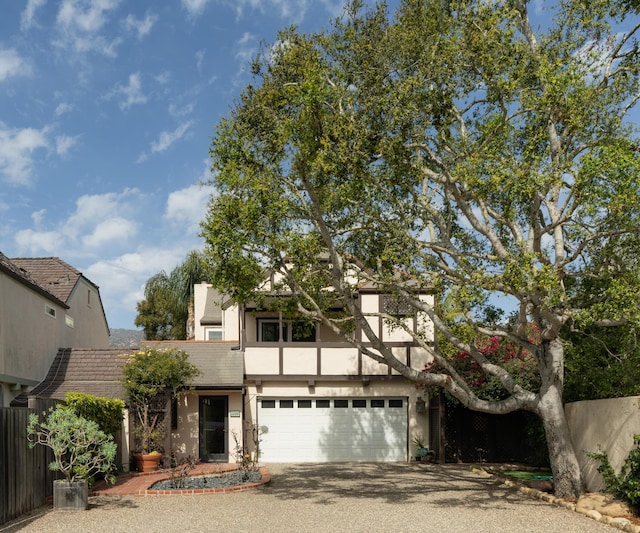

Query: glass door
199 396 228 462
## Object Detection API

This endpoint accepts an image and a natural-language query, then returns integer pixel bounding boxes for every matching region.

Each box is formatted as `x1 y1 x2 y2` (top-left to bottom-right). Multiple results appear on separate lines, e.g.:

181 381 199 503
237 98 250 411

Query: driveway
1 463 617 533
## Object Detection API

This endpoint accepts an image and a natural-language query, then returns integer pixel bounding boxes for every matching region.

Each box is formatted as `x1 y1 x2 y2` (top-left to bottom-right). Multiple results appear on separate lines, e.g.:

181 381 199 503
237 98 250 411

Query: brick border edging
140 467 270 496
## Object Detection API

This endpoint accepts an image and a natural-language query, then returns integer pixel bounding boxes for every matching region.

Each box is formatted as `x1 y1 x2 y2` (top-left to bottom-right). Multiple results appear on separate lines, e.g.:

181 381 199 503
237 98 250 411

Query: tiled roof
142 341 244 388
10 257 89 304
13 342 243 407
0 252 67 307
22 348 137 403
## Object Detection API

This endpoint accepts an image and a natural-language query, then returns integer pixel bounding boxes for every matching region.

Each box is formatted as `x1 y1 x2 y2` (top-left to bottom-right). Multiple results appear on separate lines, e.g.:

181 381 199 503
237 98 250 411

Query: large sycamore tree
202 0 640 497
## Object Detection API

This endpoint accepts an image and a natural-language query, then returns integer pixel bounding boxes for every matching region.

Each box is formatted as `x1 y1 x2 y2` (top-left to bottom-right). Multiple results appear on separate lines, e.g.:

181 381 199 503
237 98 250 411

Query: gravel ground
0 463 618 533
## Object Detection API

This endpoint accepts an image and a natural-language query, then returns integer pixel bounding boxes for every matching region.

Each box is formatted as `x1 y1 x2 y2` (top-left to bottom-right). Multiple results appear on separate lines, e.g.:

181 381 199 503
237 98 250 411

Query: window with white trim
205 326 223 340
45 304 56 318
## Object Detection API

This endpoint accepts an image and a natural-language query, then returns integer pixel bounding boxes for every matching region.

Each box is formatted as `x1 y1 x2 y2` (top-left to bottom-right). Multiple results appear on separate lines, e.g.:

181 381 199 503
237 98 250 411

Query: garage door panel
258 397 407 463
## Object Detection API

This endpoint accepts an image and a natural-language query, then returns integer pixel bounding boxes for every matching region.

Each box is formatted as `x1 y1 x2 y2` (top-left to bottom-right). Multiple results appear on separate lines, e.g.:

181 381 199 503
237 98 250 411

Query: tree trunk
537 338 584 498
187 299 195 340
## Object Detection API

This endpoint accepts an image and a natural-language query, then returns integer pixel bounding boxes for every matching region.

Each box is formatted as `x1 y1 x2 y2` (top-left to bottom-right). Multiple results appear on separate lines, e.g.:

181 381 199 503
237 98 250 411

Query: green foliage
134 250 211 340
27 406 117 484
121 347 200 454
202 0 640 497
135 271 187 340
564 324 640 402
588 435 640 510
64 392 124 438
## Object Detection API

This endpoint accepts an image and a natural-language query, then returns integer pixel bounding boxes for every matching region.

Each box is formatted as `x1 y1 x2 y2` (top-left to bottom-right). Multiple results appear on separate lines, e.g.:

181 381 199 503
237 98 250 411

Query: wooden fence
0 399 60 526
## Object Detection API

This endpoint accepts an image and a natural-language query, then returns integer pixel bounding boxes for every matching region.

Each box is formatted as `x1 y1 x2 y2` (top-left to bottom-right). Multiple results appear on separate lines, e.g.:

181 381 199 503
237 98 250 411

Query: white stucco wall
171 390 244 462
0 271 110 407
565 396 640 492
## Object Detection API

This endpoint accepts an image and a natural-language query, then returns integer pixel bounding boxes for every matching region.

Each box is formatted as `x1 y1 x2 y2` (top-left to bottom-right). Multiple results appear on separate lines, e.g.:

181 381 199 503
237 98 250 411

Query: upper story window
205 326 223 340
45 304 56 318
258 319 316 342
382 295 415 317
65 314 74 328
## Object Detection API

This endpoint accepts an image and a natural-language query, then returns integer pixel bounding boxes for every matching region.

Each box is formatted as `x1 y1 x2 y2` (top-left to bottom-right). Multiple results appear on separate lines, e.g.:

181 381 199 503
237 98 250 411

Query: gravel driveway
1 463 618 533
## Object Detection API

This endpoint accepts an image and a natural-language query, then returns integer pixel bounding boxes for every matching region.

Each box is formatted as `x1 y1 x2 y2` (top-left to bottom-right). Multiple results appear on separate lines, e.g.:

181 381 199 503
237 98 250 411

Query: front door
199 396 228 462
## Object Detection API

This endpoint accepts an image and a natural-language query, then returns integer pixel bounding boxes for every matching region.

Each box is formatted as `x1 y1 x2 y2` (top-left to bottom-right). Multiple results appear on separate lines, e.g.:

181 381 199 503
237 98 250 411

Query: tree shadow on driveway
262 462 536 511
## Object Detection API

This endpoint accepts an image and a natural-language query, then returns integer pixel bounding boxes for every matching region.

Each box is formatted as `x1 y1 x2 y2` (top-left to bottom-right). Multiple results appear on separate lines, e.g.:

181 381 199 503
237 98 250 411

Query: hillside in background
109 328 144 348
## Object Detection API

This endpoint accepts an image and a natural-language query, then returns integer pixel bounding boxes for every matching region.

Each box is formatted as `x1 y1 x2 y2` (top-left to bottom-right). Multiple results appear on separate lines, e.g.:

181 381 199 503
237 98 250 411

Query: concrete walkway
1 463 620 533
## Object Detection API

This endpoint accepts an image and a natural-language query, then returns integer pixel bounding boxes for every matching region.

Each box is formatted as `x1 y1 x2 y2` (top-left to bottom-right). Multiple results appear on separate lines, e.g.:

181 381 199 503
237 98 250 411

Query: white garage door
257 397 408 462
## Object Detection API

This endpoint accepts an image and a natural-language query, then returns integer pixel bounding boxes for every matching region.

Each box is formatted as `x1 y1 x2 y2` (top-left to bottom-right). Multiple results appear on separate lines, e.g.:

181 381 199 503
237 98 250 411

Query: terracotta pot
133 453 162 472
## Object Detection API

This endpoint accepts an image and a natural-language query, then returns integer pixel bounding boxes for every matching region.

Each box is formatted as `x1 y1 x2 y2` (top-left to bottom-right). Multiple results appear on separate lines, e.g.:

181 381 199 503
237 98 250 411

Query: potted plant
27 406 117 510
121 346 200 472
412 435 431 462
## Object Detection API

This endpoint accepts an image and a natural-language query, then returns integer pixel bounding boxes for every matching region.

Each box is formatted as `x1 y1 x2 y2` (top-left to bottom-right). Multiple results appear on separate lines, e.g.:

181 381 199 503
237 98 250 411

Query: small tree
121 347 200 454
27 406 117 484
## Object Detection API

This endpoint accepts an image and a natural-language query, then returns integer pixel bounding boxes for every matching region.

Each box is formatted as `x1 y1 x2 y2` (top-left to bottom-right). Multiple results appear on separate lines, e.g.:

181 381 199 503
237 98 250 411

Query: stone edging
141 467 271 496
475 468 640 533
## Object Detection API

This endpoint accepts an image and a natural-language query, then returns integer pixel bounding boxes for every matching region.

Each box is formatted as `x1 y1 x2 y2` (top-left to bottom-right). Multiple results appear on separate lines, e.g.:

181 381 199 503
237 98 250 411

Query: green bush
588 435 640 510
64 392 124 438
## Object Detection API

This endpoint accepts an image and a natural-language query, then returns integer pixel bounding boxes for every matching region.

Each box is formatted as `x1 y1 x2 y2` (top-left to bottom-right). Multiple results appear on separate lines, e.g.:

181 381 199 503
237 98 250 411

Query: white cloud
182 0 210 18
85 246 189 326
122 12 157 40
83 216 137 248
151 121 193 153
0 48 33 82
68 188 141 228
21 0 47 31
168 102 194 118
14 188 143 255
55 102 73 116
107 72 147 110
165 182 215 228
137 121 194 162
14 229 66 255
32 208 47 225
11 184 207 328
0 122 49 186
55 134 79 156
54 0 123 57
195 49 205 72
155 71 171 85
235 32 257 64
223 0 318 23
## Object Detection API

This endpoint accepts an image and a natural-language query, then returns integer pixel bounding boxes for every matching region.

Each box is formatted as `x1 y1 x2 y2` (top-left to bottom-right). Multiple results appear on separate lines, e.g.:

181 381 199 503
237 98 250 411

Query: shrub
27 406 117 484
64 392 125 438
588 435 640 510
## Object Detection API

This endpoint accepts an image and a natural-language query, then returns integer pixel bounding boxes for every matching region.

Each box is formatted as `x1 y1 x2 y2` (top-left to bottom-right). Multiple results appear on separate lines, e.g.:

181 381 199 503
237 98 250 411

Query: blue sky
0 0 368 330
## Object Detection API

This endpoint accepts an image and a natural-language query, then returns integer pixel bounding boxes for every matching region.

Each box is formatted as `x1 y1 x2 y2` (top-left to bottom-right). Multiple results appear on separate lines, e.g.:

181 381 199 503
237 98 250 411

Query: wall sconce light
416 396 426 414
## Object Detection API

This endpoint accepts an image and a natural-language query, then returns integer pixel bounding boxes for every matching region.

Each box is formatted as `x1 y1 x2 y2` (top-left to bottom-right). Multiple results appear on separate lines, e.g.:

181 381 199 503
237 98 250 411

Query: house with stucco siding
0 253 110 407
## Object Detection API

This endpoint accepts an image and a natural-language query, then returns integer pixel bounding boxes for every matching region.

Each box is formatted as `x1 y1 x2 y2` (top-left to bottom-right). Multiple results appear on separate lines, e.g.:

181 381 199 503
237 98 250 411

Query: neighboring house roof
143 341 244 388
10 257 86 304
0 252 68 308
11 256 110 331
11 348 137 407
